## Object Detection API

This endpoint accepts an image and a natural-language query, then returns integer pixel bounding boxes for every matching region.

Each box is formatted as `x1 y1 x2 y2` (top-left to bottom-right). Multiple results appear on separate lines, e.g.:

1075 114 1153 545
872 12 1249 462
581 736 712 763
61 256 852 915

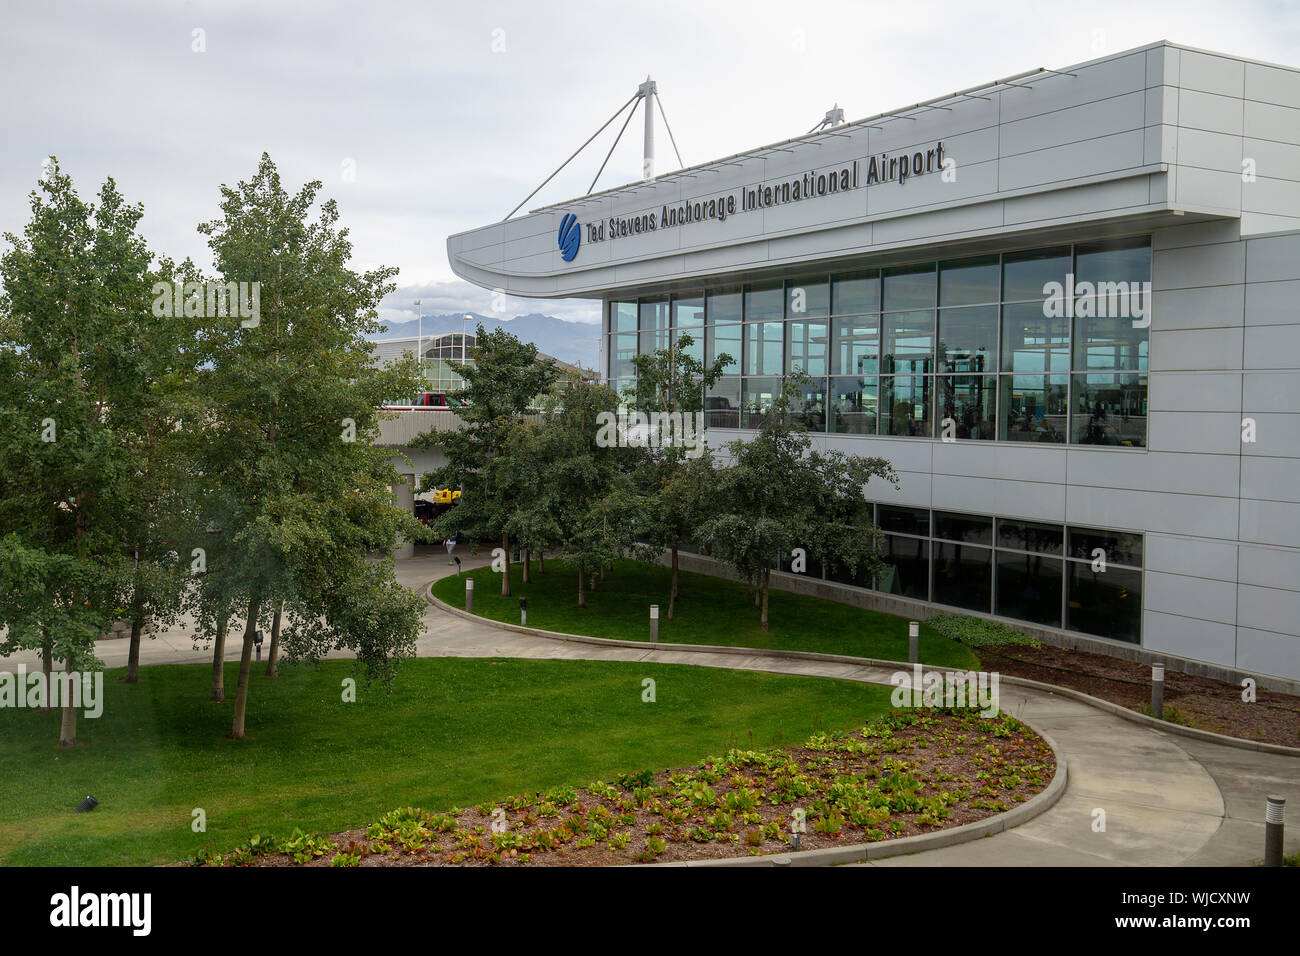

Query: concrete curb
424 582 1300 758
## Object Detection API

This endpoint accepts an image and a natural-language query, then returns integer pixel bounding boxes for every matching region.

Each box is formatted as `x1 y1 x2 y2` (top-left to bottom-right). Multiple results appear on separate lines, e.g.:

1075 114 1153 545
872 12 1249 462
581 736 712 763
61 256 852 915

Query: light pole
414 299 423 390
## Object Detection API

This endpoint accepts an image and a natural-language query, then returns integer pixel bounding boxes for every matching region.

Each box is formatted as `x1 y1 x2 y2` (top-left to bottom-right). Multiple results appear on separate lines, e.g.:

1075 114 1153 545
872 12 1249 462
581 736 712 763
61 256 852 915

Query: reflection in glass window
673 296 705 330
938 306 997 373
707 324 741 372
940 255 1000 306
744 322 784 375
997 519 1064 555
791 378 827 432
933 512 993 545
882 311 934 375
1071 373 1147 447
610 333 638 379
1073 301 1148 372
612 301 638 333
879 505 929 537
788 320 829 375
883 264 937 311
1002 302 1068 373
998 374 1067 443
938 375 996 440
741 376 781 428
705 376 740 428
933 542 993 612
707 287 742 324
830 376 878 435
878 534 930 600
1075 237 1151 288
744 282 783 321
832 270 879 315
639 299 670 354
675 328 704 365
1067 526 1143 567
881 375 932 437
832 316 879 375
1003 247 1070 302
1066 562 1141 643
786 280 829 318
995 551 1063 626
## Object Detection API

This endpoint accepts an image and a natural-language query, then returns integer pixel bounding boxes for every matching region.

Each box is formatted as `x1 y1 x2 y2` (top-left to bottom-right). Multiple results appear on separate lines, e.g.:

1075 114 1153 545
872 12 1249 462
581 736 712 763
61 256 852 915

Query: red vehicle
385 392 464 411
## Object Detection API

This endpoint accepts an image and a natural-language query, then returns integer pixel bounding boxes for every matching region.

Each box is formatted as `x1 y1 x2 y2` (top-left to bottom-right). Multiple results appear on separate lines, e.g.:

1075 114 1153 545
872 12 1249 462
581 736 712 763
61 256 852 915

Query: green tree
703 375 896 631
421 324 557 597
192 153 424 738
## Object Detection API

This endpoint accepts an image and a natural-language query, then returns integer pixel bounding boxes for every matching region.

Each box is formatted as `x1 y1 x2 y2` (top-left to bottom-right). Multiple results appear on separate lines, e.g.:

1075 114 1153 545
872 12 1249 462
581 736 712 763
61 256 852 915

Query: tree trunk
40 634 53 711
538 551 545 573
500 533 512 597
668 546 679 621
230 593 264 740
265 602 283 677
577 567 586 608
125 616 143 684
58 658 77 747
600 565 606 582
760 568 771 632
522 548 531 585
211 612 228 702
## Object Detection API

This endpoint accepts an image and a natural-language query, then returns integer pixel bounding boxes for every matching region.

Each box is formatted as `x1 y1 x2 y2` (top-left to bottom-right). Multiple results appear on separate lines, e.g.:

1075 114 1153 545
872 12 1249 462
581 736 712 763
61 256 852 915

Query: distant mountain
372 312 601 370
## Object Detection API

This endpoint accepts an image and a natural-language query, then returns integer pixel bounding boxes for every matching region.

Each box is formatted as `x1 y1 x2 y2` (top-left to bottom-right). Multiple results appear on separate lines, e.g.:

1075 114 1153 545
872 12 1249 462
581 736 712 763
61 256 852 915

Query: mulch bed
977 643 1300 748
190 709 1055 867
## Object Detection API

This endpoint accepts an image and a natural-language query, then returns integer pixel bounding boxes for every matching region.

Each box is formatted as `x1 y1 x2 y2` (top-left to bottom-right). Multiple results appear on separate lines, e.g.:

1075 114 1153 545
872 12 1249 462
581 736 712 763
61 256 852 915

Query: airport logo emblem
558 212 581 262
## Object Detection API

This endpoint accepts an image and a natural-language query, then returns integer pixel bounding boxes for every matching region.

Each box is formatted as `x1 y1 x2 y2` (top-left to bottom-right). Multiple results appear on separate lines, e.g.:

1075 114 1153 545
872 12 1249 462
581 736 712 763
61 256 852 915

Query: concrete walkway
3 548 1295 866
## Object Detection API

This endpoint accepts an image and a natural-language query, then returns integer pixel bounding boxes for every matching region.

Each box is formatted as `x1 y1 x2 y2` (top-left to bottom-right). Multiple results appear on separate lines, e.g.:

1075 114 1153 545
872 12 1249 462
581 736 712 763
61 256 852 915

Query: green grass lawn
0 657 894 866
434 558 978 669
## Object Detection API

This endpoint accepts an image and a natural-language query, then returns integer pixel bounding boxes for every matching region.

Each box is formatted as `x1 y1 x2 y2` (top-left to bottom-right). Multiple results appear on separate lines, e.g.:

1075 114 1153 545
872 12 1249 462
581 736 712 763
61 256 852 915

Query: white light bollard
1151 662 1165 720
650 604 659 643
908 621 919 664
465 577 474 613
1265 795 1285 866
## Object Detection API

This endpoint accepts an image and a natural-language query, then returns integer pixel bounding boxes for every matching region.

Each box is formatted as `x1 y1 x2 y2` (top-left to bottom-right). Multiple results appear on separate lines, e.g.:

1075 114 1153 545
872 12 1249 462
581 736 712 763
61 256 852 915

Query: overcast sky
2 0 1297 329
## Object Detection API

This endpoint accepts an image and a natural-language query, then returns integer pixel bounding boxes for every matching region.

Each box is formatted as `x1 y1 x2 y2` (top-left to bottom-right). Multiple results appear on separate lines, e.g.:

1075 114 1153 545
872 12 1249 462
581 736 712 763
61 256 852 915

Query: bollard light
520 596 527 627
791 832 801 851
75 795 98 813
908 621 920 664
1151 662 1165 720
465 577 474 613
254 629 263 662
453 556 462 575
650 604 659 643
1265 795 1285 867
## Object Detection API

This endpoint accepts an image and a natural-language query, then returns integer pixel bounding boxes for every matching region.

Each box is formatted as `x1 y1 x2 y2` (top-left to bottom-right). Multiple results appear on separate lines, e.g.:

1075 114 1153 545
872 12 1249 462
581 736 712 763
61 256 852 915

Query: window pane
1071 373 1147 447
998 374 1067 443
832 270 879 315
940 255 1000 306
1068 526 1143 567
610 333 638 379
788 319 829 375
830 375 878 434
938 306 997 373
791 378 827 432
611 301 638 333
1073 298 1148 371
708 287 743 324
673 296 705 330
827 555 873 589
744 321 784 375
675 328 704 365
881 375 932 437
934 511 993 545
744 282 783 321
832 315 879 375
933 542 992 612
742 376 781 428
1066 562 1142 643
878 505 929 537
937 374 996 440
1002 302 1068 373
609 378 635 403
997 518 1063 555
1075 236 1151 288
1003 247 1070 302
995 552 1063 626
639 299 670 354
705 377 740 428
882 311 934 374
787 279 829 318
707 324 741 372
883 264 936 311
877 535 930 600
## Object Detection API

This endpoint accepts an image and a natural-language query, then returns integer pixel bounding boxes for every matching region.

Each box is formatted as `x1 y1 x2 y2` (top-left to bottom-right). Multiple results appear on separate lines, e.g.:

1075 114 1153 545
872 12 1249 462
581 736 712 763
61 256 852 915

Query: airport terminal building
449 42 1300 685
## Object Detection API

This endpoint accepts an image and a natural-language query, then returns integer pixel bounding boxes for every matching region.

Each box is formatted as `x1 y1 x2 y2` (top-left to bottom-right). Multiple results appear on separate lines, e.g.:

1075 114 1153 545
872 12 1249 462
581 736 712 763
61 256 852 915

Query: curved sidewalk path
4 550 1295 866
